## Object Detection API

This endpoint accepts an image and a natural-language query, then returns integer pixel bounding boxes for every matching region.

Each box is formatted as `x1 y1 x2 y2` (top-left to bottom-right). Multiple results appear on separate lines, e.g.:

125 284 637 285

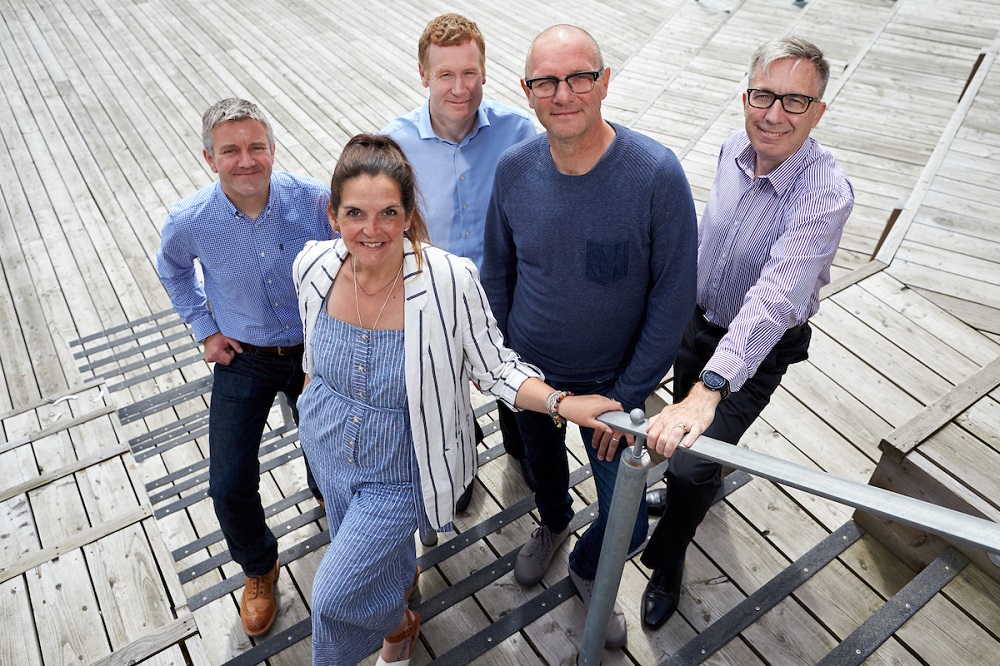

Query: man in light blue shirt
382 13 537 512
157 98 332 637
382 13 536 271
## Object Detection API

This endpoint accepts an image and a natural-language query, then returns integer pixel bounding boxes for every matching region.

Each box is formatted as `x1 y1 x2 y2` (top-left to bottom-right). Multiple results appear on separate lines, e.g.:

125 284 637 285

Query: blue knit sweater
482 123 698 410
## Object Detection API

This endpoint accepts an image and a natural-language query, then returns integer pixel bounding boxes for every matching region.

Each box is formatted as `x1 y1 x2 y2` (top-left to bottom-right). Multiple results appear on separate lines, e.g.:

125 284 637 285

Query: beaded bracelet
545 390 572 427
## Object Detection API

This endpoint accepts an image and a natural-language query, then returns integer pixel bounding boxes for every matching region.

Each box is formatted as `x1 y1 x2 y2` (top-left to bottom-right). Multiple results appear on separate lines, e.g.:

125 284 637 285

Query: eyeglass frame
745 88 817 114
524 70 604 98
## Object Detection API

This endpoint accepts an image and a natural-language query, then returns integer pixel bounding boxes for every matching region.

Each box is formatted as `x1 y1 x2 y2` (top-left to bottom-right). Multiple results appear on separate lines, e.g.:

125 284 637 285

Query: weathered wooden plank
0 405 117 457
0 576 43 664
810 300 953 406
84 526 178 650
0 506 151 584
27 549 111 664
874 37 999 264
881 356 1000 461
0 445 129 504
859 272 1000 365
88 615 198 666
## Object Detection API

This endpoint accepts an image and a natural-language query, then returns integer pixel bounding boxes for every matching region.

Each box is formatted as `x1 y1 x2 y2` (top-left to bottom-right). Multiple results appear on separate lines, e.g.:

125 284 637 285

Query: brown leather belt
241 342 304 357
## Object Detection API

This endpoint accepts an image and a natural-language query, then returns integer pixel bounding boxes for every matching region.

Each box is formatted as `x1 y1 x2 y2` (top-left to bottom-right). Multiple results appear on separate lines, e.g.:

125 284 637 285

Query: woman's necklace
356 264 401 296
353 254 403 331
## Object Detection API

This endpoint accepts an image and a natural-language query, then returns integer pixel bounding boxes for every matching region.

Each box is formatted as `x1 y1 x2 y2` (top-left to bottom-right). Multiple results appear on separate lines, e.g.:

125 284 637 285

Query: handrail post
578 408 650 665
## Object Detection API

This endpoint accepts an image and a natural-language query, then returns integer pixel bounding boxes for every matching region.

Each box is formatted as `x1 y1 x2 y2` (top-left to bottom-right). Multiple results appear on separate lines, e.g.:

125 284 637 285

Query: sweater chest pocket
586 240 629 286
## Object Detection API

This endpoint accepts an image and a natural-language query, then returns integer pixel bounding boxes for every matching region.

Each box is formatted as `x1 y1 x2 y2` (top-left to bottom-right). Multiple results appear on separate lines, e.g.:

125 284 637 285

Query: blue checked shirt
157 172 332 346
699 131 854 392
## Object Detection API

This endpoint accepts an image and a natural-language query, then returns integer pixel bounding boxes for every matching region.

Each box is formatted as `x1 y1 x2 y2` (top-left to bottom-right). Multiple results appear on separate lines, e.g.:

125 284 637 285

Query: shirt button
260 251 265 258
349 439 355 446
267 279 273 284
360 333 367 341
353 416 359 423
463 204 468 210
457 147 462 153
460 175 465 181
347 457 353 463
358 364 365 372
357 391 364 398
465 231 470 237
273 302 278 307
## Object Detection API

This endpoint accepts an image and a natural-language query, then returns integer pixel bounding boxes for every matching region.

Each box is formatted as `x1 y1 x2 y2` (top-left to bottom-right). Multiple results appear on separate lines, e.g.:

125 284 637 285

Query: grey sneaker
514 525 571 586
568 567 628 648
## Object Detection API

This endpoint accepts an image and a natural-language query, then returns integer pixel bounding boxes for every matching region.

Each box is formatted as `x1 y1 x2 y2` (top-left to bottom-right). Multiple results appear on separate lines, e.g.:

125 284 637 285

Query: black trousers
641 308 811 567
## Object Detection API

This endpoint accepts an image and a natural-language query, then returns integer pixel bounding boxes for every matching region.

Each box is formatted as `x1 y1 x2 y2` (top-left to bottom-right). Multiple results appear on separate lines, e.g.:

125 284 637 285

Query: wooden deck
2 0 1000 664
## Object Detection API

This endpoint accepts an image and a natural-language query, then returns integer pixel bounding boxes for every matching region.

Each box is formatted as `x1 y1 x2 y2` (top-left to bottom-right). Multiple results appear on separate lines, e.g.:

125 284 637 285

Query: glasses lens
781 95 810 113
748 90 775 108
531 78 558 98
566 73 597 94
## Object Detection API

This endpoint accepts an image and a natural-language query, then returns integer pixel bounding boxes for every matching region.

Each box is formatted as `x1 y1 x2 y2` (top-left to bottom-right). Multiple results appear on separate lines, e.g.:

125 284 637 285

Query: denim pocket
586 240 629 285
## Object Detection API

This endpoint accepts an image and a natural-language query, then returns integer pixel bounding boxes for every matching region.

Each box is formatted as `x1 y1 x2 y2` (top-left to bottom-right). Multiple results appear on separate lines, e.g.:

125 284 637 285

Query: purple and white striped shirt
699 131 854 392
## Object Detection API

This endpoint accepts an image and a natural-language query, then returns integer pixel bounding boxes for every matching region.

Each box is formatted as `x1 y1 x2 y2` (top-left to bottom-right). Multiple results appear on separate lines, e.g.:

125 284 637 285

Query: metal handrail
578 409 1000 665
599 410 1000 554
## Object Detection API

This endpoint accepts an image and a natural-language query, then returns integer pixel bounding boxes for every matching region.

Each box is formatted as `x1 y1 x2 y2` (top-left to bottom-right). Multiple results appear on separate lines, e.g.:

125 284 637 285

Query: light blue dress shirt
382 98 536 270
157 171 332 346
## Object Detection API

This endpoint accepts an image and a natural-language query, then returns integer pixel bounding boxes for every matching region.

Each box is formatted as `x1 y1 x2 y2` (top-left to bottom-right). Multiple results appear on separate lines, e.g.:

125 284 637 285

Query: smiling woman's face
331 174 412 271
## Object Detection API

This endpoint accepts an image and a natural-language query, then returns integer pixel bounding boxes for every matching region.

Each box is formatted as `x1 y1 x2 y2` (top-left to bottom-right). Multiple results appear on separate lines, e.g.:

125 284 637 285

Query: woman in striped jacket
293 134 620 666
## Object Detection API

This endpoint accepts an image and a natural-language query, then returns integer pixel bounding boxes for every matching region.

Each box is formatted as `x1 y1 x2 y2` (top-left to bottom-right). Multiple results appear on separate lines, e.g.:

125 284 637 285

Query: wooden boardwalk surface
2 0 1000 664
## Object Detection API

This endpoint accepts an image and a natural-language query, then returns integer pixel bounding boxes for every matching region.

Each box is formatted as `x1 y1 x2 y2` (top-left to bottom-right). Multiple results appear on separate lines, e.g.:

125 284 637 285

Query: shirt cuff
191 316 220 344
704 350 749 394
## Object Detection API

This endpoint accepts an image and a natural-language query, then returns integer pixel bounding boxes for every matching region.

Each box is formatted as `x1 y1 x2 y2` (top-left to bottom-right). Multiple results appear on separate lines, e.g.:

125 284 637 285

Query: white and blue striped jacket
294 238 541 529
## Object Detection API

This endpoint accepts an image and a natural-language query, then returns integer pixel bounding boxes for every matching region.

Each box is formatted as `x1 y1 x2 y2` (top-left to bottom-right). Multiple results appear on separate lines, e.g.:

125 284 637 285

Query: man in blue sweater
481 24 698 647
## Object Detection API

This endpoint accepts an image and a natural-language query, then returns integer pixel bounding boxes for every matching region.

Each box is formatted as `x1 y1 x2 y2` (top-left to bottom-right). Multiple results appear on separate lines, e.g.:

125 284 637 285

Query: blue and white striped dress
298 309 430 665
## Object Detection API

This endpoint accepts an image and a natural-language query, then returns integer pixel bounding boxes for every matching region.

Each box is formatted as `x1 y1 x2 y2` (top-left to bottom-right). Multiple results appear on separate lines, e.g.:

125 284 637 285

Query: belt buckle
275 346 289 357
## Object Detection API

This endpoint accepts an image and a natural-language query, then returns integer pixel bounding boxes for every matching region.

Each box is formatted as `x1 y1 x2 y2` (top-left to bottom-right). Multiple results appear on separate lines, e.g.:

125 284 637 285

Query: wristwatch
700 369 730 401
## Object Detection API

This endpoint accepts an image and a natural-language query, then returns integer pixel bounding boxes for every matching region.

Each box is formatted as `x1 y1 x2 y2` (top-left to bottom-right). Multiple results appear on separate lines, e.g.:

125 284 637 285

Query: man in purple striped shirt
636 36 855 630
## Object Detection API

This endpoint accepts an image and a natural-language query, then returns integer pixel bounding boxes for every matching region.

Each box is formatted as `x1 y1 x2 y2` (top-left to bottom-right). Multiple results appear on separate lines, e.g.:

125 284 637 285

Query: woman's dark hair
330 133 430 269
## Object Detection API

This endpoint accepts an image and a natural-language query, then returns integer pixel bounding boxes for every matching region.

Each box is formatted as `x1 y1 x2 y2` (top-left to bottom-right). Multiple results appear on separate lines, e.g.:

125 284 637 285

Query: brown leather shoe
241 559 279 636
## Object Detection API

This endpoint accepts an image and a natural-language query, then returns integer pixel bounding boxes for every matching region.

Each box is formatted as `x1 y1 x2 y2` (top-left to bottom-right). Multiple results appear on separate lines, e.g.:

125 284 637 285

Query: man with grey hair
157 97 332 637
482 24 698 647
638 36 854 630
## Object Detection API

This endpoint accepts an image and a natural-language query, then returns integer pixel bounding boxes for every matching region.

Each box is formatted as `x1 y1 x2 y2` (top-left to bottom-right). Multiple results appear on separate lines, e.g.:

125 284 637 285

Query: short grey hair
525 24 605 78
201 98 275 154
749 36 830 99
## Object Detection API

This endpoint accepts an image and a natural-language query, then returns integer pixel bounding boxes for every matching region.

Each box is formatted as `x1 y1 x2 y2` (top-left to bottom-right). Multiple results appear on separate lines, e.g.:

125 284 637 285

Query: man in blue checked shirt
382 13 538 513
156 98 332 637
636 37 855 630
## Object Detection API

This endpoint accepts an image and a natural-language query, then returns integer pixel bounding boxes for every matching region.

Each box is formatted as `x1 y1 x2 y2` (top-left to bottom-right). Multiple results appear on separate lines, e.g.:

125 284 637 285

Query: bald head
525 24 604 78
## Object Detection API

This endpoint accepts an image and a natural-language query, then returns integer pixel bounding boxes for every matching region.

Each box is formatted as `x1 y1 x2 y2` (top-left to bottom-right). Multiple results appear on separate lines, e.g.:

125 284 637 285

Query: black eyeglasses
524 71 603 98
746 88 816 114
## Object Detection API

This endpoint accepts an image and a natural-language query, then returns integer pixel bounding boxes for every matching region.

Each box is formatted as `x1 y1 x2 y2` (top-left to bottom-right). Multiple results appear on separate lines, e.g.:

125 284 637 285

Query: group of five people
157 13 853 666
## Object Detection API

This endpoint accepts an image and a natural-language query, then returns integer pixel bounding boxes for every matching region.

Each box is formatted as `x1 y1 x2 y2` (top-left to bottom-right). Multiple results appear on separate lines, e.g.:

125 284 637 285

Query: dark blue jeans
209 350 315 576
516 380 648 581
641 311 811 568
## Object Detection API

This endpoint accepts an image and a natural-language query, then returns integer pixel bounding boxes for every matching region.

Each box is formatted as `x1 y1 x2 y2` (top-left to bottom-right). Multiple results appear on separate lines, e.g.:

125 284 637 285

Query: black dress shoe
456 481 475 512
645 487 668 516
642 561 684 629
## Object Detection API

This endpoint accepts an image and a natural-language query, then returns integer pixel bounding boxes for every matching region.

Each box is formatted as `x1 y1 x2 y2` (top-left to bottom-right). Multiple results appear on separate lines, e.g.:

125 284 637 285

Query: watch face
702 370 726 390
